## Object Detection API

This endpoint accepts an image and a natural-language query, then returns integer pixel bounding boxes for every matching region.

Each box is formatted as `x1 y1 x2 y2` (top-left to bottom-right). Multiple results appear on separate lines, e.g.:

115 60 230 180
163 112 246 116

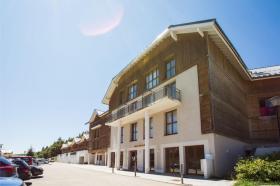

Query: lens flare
80 6 124 37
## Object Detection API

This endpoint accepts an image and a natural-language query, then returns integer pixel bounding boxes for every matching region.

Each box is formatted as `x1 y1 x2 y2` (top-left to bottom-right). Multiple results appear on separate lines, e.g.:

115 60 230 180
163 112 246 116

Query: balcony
106 86 181 126
250 116 280 141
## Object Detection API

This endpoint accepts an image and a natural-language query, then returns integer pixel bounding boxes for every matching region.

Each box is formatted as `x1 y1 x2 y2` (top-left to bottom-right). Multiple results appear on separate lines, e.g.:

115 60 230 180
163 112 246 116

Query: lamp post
132 156 137 177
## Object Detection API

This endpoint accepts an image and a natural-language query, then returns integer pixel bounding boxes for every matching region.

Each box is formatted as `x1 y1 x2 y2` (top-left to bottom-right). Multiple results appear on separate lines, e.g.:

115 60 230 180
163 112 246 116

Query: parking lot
26 163 233 186
28 163 178 186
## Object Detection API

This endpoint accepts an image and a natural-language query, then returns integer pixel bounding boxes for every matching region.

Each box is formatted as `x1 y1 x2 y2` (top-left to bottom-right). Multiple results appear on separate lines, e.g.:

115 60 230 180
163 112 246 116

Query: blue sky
0 0 279 153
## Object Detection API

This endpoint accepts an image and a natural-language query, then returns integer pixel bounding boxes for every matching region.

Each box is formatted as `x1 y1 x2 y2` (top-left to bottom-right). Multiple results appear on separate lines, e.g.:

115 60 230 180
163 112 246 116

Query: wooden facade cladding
107 29 280 143
207 36 280 142
108 33 213 133
89 114 111 153
207 38 250 140
61 140 89 154
247 78 280 142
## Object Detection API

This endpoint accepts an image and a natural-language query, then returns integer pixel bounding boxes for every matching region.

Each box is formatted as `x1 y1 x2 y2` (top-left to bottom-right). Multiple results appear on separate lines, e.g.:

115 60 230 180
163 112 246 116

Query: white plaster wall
110 66 216 173
57 150 89 164
213 134 248 177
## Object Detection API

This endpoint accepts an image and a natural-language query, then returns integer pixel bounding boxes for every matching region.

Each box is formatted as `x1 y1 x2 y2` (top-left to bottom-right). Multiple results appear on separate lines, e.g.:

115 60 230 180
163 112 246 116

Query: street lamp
132 156 137 177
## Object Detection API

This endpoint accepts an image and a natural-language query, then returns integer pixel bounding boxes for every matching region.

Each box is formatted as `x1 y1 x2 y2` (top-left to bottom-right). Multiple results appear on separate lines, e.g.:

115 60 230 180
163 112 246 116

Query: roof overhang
91 124 102 130
101 19 278 105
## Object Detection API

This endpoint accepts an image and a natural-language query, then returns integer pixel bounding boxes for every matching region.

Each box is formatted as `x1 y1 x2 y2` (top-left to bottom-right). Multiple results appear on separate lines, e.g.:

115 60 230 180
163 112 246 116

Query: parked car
0 157 17 177
10 159 31 180
32 158 39 166
10 156 33 166
43 159 49 164
0 177 25 186
30 165 43 177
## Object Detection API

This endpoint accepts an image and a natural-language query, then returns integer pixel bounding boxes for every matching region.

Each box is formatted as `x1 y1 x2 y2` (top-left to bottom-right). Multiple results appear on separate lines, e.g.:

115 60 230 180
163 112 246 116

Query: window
146 69 159 90
120 127 124 143
259 98 277 117
143 117 154 139
165 82 176 98
165 110 178 135
128 84 137 100
166 59 176 79
130 123 137 141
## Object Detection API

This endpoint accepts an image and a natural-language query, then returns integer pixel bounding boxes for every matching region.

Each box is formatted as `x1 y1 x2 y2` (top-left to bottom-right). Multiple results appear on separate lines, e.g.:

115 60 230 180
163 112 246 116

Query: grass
234 180 280 186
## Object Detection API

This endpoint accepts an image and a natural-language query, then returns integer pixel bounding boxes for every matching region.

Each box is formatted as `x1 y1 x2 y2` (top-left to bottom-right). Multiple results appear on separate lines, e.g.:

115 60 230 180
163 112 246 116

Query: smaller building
57 134 90 164
88 109 111 165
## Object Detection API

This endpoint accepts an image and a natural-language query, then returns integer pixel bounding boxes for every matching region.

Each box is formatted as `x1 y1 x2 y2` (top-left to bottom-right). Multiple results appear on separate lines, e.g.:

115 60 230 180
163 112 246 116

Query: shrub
235 153 280 182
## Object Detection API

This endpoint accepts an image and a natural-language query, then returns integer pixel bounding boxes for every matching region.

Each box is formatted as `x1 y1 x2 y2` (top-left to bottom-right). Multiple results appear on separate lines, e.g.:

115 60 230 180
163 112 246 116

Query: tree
26 146 34 157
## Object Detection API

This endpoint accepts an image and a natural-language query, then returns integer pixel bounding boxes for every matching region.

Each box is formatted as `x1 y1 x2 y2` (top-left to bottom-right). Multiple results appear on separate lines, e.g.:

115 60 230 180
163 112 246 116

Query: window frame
128 83 138 100
130 123 137 141
146 69 159 90
166 59 176 79
120 127 124 143
165 110 178 135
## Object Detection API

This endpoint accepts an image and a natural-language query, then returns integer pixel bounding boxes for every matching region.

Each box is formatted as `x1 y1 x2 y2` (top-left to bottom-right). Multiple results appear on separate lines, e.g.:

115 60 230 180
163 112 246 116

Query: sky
0 0 280 154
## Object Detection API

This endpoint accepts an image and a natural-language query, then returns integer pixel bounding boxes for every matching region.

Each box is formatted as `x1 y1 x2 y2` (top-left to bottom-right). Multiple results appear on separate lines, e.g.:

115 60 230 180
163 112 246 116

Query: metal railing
106 86 181 123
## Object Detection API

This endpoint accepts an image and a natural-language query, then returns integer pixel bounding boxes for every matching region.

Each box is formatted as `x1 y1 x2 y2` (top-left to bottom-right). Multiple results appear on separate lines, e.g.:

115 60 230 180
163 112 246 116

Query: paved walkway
70 163 234 186
31 163 177 186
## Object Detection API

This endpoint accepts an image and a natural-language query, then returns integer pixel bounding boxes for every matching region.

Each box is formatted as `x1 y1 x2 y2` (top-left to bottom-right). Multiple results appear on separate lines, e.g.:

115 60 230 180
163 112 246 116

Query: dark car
0 157 17 177
10 159 31 180
10 156 33 166
0 177 25 186
30 165 43 177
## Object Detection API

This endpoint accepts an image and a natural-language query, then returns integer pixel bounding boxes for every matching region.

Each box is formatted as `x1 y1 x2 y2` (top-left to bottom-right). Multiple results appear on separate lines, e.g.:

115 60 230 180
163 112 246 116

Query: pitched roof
249 65 280 78
102 19 280 105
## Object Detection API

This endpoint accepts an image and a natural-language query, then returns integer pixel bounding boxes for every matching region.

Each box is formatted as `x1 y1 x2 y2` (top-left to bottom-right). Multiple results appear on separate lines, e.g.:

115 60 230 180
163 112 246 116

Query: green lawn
234 180 280 186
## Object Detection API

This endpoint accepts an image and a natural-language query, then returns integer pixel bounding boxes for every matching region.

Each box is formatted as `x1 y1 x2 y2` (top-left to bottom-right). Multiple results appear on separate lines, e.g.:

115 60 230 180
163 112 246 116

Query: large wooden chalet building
60 19 280 178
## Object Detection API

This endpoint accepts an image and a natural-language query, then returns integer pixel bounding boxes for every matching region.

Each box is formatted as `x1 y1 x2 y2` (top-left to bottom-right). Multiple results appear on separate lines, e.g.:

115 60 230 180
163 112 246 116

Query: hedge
234 152 280 182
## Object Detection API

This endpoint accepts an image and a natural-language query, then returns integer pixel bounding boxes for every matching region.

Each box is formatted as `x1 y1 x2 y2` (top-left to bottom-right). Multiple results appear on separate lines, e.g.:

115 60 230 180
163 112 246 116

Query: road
29 163 178 186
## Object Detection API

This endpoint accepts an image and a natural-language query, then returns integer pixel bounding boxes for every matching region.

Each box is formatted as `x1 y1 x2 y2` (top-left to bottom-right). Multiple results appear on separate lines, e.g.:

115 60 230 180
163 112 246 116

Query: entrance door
110 152 115 168
79 156 84 164
165 147 179 173
129 150 137 171
185 145 204 175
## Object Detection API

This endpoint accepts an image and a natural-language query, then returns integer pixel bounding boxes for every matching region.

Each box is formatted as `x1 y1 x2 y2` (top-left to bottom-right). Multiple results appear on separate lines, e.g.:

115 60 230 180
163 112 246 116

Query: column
104 152 107 166
179 146 185 174
87 154 90 165
94 153 97 165
116 123 121 169
144 111 150 173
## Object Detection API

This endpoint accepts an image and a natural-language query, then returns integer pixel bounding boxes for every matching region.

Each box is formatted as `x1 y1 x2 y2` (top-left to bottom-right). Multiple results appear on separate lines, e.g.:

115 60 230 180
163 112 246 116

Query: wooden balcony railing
250 116 280 140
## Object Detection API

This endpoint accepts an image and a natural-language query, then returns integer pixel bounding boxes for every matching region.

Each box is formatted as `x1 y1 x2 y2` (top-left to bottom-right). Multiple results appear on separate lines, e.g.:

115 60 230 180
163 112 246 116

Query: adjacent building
100 19 280 178
57 134 90 164
88 109 111 165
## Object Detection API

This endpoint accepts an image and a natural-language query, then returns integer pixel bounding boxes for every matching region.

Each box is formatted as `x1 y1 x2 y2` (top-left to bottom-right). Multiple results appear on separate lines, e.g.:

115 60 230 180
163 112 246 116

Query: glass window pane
173 111 177 122
167 124 172 134
173 122 177 134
